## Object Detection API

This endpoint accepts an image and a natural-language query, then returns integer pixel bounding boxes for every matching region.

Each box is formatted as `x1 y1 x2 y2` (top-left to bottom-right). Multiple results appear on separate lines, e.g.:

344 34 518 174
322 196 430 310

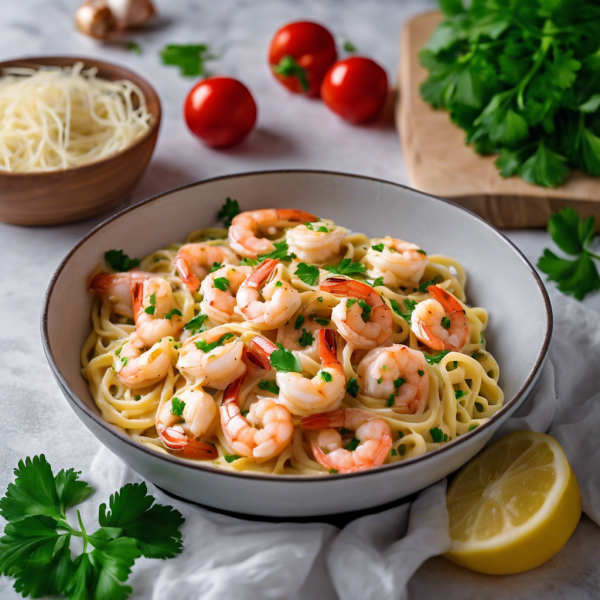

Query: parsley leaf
213 277 230 292
347 378 359 398
372 243 385 252
306 222 329 232
258 380 279 394
298 328 315 347
171 397 186 418
272 55 309 92
258 241 295 262
320 371 332 382
104 250 140 272
345 438 360 452
294 314 305 330
390 298 417 323
295 263 320 286
160 43 216 77
314 317 330 326
240 257 258 266
210 261 222 273
164 308 183 320
430 427 444 443
195 333 234 353
372 276 384 287
224 455 241 463
418 275 443 293
538 208 600 300
217 197 240 227
424 350 451 365
269 343 302 373
325 258 366 276
184 313 208 334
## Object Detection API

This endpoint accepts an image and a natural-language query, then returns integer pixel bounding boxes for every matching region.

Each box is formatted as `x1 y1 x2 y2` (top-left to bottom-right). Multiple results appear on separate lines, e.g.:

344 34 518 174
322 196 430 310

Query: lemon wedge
445 431 581 574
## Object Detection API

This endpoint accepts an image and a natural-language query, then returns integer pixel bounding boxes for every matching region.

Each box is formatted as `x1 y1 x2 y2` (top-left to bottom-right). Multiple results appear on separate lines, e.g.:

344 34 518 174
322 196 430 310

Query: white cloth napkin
84 292 600 600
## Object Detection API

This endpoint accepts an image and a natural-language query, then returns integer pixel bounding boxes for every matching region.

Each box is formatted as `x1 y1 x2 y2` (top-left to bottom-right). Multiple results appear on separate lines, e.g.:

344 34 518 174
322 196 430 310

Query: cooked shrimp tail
174 243 239 292
157 424 218 459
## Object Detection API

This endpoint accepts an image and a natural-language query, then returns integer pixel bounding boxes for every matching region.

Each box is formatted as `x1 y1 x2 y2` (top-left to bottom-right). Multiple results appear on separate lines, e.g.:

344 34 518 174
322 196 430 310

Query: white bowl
42 171 552 517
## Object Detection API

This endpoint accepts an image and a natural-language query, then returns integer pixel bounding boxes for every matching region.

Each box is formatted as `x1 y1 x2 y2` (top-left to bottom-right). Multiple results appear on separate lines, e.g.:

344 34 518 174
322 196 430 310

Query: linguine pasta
82 209 503 476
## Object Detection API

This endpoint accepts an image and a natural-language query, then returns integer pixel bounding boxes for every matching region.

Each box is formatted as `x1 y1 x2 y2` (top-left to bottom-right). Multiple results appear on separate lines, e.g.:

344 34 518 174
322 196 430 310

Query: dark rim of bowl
41 169 553 483
0 56 161 177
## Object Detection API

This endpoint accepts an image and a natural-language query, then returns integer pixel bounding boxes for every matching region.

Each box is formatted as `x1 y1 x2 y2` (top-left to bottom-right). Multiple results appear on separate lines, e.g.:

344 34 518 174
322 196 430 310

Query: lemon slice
445 431 581 574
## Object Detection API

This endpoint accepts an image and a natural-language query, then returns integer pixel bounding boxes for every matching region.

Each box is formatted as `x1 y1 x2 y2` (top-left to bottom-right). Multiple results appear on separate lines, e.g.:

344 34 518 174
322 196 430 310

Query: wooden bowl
0 56 161 226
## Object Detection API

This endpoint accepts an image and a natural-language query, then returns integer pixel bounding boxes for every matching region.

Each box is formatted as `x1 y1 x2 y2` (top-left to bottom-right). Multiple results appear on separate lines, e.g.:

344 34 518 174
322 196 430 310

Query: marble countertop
1 0 599 598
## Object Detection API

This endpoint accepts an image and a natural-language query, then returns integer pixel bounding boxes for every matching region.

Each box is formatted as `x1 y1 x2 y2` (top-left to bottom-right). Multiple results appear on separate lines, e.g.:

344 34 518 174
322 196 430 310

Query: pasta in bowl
83 205 504 476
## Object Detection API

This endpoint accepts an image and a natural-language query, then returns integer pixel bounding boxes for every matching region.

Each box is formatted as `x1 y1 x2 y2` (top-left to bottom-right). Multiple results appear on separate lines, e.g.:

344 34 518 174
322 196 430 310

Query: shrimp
365 237 428 285
115 338 176 389
411 285 469 351
251 329 346 416
130 277 185 348
174 243 239 293
320 277 392 350
228 208 318 259
89 270 152 319
177 329 247 389
156 388 219 459
220 375 294 459
286 221 346 265
357 344 429 414
301 408 392 473
277 313 334 361
199 265 252 325
236 259 302 328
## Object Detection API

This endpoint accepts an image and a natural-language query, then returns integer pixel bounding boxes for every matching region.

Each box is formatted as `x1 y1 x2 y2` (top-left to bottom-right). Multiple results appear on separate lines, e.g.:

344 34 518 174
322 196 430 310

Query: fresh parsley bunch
420 0 600 187
0 456 184 599
538 207 600 299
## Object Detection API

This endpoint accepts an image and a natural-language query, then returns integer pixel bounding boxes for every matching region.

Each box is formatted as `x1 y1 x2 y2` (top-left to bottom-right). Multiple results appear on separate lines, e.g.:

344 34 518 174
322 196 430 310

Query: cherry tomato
269 21 337 97
184 77 257 148
321 57 389 123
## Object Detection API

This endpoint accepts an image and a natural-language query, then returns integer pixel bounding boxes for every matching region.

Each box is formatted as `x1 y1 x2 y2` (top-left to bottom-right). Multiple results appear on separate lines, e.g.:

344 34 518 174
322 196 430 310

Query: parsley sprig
0 456 183 599
195 333 234 353
269 344 302 373
104 250 140 272
217 198 240 227
538 208 600 300
160 43 216 77
325 258 366 277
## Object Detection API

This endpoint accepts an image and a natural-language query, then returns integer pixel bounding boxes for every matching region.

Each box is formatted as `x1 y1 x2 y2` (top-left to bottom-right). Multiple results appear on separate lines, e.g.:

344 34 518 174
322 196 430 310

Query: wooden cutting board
397 11 600 229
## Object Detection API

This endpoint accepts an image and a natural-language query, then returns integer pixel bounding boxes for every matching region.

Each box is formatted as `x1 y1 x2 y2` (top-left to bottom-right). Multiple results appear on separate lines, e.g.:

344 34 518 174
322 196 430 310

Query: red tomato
321 57 389 123
184 77 257 148
268 21 337 97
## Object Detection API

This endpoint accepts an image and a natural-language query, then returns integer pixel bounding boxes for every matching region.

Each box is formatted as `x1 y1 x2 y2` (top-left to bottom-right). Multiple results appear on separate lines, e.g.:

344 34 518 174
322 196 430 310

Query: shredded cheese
0 62 152 172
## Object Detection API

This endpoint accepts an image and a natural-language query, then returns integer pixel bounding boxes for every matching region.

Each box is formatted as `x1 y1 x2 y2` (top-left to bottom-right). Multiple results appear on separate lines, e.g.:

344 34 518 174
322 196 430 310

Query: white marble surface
1 0 599 598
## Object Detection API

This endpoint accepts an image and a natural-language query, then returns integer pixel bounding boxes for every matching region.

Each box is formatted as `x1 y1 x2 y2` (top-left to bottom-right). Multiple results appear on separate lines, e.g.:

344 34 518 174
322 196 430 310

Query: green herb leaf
345 438 360 452
295 263 320 286
298 328 315 347
418 369 424 376
372 243 385 252
224 455 241 463
394 377 406 389
430 427 444 443
325 258 366 276
210 262 223 273
387 394 395 407
184 313 208 334
418 275 443 293
328 468 339 474
258 241 295 262
171 397 186 418
469 424 479 431
164 308 183 320
320 371 333 383
104 250 140 272
272 55 309 92
126 41 142 55
347 378 359 398
424 350 451 365
195 332 234 353
306 222 329 233
455 389 465 399
391 448 398 456
270 343 302 373
357 299 372 322
294 314 305 330
372 276 384 287
160 43 216 77
240 257 258 266
314 318 330 326
258 380 279 394
441 316 451 329
213 277 230 292
144 306 156 316
217 197 240 227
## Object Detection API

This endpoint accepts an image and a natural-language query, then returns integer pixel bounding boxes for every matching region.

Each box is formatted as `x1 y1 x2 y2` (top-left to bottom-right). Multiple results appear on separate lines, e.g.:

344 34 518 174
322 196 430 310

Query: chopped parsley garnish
115 346 122 357
416 249 427 256
184 313 208 334
210 262 222 273
171 397 186 418
104 249 140 272
149 292 156 306
270 343 302 373
387 394 395 407
306 222 329 232
340 428 350 436
314 318 330 326
347 378 359 398
135 395 141 401
377 377 383 384
317 296 323 302
346 298 358 309
469 424 479 431
144 306 156 315
418 369 424 376
371 243 385 252
294 314 305 329
358 299 372 322
275 280 283 287
418 275 443 293
258 241 295 262
394 377 406 389
0 456 183 599
213 277 230 292
424 350 451 364
443 433 449 442
391 448 398 456
389 298 417 323
441 316 451 329
345 438 360 451
224 455 241 463
455 390 465 399
295 263 320 286
164 308 183 320
298 328 315 347
430 427 444 443
272 55 309 92
195 332 234 353
258 380 280 394
475 402 484 412
320 371 332 382
398 444 407 456
240 257 259 266
328 468 339 474
120 356 129 367
160 43 216 77
325 258 366 276
217 197 240 226
372 276 384 287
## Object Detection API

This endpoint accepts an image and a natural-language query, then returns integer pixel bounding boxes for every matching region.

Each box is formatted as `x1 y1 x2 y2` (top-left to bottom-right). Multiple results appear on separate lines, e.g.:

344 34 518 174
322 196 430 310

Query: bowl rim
0 55 161 177
41 169 553 483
